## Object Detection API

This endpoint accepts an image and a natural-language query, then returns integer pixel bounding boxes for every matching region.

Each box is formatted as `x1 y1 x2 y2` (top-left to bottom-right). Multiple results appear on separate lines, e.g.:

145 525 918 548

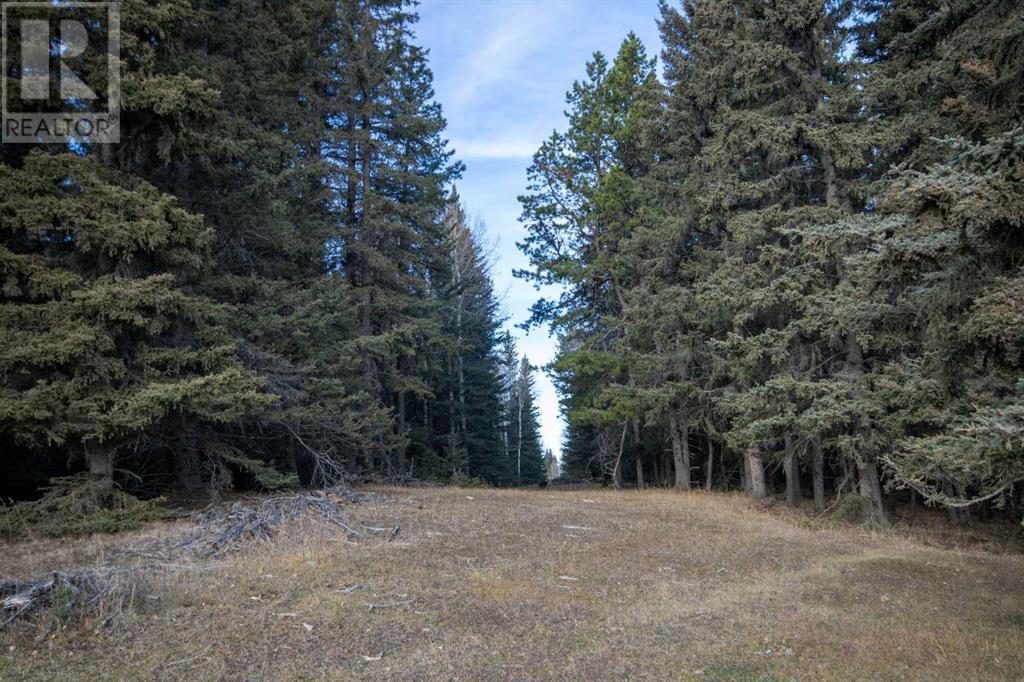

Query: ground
2 487 1023 681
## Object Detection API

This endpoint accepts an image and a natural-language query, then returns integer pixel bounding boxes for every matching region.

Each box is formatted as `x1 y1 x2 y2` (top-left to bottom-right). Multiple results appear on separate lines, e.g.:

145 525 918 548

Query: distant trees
511 356 547 486
519 0 1024 526
544 449 559 481
429 192 509 484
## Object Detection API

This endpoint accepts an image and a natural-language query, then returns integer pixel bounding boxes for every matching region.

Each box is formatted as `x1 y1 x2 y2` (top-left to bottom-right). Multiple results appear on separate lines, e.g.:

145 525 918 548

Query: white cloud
443 1 575 110
452 137 538 160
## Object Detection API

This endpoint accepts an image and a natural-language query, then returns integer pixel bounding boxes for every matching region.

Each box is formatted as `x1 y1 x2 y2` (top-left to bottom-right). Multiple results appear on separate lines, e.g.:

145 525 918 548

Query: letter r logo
20 18 97 101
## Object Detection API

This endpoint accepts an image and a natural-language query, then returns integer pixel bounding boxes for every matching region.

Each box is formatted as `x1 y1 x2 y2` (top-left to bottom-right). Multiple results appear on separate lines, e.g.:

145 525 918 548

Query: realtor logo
2 2 120 144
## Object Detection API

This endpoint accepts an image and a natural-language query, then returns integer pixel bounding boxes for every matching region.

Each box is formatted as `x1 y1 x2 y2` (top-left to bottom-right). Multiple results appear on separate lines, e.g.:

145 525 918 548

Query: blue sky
415 0 663 460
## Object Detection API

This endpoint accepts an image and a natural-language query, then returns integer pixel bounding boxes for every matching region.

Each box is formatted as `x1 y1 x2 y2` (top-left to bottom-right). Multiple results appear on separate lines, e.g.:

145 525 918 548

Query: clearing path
2 488 1023 680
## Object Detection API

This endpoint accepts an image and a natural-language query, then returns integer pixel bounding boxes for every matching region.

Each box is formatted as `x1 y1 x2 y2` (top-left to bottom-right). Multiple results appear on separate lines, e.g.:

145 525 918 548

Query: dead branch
177 488 373 558
0 564 188 630
2 487 386 629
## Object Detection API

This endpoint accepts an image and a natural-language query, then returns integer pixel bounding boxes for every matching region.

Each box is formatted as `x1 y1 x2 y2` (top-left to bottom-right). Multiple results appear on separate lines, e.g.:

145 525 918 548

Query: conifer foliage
520 0 1024 527
0 153 273 489
0 0 518 505
2 0 1021 534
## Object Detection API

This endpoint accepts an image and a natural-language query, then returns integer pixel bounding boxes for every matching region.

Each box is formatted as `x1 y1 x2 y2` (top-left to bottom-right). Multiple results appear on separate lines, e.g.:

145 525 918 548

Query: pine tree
544 449 559 481
1 0 471 496
0 0 289 495
840 0 1024 521
430 192 509 484
517 33 660 487
137 0 383 488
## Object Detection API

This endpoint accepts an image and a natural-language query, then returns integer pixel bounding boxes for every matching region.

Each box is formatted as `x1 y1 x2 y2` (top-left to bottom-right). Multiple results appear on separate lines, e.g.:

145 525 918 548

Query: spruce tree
137 0 379 487
517 33 660 487
430 192 509 484
511 357 547 486
324 0 462 476
839 0 1024 520
0 0 285 495
0 153 273 491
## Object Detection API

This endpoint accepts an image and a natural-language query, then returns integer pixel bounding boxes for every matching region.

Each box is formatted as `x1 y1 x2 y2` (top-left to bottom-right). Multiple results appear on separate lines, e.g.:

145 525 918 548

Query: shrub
0 475 164 541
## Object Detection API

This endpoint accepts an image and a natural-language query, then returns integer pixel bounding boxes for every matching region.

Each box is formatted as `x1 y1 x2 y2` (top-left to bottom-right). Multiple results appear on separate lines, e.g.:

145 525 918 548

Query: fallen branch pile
1 566 153 629
1 487 391 630
177 488 388 558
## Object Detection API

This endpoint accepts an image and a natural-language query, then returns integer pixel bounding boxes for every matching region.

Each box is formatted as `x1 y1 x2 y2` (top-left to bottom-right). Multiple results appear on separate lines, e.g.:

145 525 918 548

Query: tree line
518 0 1023 527
0 0 547 504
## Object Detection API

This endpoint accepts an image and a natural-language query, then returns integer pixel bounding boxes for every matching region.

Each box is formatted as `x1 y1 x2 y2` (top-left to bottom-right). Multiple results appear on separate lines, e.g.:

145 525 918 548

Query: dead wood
2 486 386 629
0 564 189 630
178 492 364 558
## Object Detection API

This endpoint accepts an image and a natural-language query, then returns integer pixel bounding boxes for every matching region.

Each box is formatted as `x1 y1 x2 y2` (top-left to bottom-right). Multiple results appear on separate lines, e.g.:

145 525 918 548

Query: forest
2 1 1024 678
520 0 1024 529
1 0 550 518
1 0 1023 535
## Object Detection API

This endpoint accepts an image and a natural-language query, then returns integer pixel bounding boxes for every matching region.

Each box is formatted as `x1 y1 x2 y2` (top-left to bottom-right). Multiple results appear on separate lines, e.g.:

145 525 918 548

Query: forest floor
2 486 1023 681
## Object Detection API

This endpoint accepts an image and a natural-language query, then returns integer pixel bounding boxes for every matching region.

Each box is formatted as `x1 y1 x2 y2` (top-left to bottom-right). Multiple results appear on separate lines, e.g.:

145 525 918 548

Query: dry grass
1 487 1022 681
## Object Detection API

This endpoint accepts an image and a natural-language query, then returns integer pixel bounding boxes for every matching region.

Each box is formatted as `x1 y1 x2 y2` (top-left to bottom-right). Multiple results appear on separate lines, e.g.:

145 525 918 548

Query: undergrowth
448 471 491 488
0 475 164 541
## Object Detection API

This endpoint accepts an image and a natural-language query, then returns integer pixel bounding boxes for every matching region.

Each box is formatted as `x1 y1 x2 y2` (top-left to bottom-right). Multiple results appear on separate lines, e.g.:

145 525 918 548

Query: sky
414 0 664 460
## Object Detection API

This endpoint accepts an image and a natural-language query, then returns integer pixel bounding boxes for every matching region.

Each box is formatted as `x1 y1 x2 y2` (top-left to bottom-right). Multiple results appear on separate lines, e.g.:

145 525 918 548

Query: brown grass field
2 487 1023 681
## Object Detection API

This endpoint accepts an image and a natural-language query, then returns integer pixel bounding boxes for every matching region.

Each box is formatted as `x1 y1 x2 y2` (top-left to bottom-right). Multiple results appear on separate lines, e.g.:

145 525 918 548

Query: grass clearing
2 487 1022 680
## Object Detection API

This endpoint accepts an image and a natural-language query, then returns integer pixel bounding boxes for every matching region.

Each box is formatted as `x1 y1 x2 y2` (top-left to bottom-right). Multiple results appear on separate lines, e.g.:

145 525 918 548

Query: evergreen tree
517 33 660 487
524 0 1023 528
0 0 284 495
840 0 1024 521
511 357 547 485
324 0 463 476
3 0 1021 532
430 192 509 484
0 153 273 491
133 0 386 488
872 130 1024 517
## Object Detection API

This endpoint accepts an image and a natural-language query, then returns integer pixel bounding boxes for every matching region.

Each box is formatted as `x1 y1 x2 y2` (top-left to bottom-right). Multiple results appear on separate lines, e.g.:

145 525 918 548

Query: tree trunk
635 455 644 488
845 307 887 528
449 384 459 476
396 387 407 475
517 393 523 483
740 451 750 494
176 432 204 492
612 423 627 489
784 433 801 506
858 460 888 528
812 445 826 513
944 480 970 527
704 436 714 492
720 443 727 488
456 298 468 435
286 441 300 483
746 448 768 499
669 414 690 490
87 446 114 492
